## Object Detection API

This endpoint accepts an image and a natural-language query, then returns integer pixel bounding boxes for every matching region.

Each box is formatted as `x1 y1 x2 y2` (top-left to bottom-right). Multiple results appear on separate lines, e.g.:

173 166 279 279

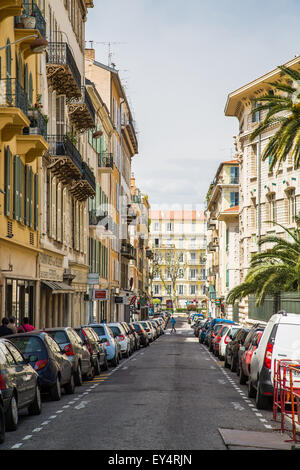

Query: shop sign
39 253 64 281
94 289 108 301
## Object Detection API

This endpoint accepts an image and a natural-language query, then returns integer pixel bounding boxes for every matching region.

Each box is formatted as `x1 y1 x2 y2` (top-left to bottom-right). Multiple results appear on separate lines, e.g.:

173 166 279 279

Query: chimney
85 48 95 61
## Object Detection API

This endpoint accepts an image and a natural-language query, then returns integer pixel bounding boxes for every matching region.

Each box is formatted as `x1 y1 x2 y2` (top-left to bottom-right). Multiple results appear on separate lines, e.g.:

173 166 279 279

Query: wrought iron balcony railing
98 152 114 170
23 107 47 139
0 78 28 116
82 161 96 192
47 134 83 173
16 1 46 38
46 42 82 98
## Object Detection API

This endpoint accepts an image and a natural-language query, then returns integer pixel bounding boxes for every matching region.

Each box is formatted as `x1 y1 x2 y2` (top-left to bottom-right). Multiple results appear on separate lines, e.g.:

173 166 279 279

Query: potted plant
21 12 36 29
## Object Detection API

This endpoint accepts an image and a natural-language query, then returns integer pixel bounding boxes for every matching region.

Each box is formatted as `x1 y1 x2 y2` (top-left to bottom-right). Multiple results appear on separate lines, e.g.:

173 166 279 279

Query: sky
86 0 300 209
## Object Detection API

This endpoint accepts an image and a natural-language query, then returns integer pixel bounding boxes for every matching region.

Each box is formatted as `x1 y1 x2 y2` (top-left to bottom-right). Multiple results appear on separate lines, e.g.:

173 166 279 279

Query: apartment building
225 55 300 323
38 0 95 328
149 210 207 310
206 160 240 318
85 47 139 322
129 175 152 320
0 0 48 324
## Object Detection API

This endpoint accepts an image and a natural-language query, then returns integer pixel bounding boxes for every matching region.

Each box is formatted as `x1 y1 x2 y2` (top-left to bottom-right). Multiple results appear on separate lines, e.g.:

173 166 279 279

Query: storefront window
5 279 35 326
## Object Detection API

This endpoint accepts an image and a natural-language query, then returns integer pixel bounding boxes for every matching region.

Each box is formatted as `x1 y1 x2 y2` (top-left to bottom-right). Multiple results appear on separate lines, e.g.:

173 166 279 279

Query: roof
224 205 239 212
222 159 239 165
149 210 206 221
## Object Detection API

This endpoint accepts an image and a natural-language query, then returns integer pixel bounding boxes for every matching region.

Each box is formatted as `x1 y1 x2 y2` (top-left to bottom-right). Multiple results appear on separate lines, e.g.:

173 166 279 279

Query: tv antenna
90 41 127 67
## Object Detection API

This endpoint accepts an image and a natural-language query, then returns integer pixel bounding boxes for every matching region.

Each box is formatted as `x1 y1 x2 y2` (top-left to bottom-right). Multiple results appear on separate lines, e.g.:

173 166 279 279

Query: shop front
70 263 89 327
0 241 39 327
39 250 74 328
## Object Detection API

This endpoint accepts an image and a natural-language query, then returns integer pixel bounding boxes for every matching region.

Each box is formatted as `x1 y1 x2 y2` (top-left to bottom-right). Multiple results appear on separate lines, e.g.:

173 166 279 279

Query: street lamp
0 34 48 53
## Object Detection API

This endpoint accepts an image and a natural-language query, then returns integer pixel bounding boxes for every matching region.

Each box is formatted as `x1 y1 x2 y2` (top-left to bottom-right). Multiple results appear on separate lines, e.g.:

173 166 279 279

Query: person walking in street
8 316 17 334
170 316 176 334
18 317 35 333
0 317 13 337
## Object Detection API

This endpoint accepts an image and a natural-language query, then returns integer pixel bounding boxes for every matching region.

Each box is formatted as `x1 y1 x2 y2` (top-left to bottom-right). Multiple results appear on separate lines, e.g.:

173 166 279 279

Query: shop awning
41 281 75 294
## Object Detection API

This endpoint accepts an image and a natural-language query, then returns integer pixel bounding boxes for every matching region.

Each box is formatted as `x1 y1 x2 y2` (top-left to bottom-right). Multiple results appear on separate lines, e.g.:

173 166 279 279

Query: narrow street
1 316 282 451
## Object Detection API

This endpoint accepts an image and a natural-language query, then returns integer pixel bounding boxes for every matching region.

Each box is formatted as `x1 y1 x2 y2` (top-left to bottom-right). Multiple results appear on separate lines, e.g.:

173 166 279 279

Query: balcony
47 134 82 183
146 249 154 259
68 87 95 132
121 242 136 260
121 116 138 154
98 152 114 172
0 1 23 20
23 107 47 140
15 1 46 38
46 43 82 100
89 209 108 227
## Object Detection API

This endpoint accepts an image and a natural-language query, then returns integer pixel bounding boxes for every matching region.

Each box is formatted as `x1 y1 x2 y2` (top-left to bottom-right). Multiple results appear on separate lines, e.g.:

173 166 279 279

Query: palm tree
250 64 300 172
226 222 300 306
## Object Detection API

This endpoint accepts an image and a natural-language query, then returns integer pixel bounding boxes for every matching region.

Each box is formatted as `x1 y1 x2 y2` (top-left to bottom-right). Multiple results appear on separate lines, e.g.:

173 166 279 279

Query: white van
248 312 300 409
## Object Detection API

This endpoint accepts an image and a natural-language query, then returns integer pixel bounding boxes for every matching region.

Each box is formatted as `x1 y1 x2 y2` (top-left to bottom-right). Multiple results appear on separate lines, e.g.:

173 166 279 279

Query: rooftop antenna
92 41 127 67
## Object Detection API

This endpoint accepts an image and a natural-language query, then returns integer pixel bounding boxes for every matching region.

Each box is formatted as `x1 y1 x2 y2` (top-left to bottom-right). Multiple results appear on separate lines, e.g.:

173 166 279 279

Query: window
190 269 197 279
230 166 239 184
178 285 184 295
190 285 198 295
268 193 276 223
154 285 160 295
287 189 296 225
230 191 239 207
226 228 229 251
154 222 160 231
252 102 260 123
166 222 173 232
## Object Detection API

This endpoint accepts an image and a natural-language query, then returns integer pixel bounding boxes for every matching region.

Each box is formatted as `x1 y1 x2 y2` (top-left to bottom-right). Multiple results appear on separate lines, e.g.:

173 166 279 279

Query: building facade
149 210 207 310
224 55 300 323
205 160 240 318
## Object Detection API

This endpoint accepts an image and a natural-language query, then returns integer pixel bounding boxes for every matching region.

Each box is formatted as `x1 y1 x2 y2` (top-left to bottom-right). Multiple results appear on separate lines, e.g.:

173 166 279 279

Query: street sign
94 289 108 300
166 299 173 309
87 273 99 285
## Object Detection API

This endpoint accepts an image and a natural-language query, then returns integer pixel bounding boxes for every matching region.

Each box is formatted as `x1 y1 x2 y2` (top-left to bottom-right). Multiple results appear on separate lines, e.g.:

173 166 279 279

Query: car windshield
91 326 105 337
46 330 68 345
133 324 143 332
9 336 47 360
230 327 241 337
110 326 122 336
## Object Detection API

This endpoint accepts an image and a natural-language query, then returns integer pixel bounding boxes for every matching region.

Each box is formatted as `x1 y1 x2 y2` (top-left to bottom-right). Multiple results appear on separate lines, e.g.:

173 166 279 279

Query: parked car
237 322 267 378
0 391 4 444
8 332 75 401
219 324 242 361
0 338 42 432
132 322 149 347
212 324 231 357
74 326 108 374
109 323 132 358
224 327 250 372
199 320 211 344
150 320 161 339
127 323 140 350
239 330 264 385
89 323 120 366
44 327 92 385
209 323 229 352
248 312 300 409
120 322 135 353
140 321 154 342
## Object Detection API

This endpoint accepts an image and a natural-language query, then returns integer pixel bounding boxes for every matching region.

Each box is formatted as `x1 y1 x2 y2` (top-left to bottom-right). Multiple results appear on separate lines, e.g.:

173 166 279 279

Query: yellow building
0 1 48 324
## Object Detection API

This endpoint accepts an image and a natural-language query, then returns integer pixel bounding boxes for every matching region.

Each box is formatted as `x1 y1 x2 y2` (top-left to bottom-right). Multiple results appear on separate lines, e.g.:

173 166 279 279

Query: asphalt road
2 316 279 450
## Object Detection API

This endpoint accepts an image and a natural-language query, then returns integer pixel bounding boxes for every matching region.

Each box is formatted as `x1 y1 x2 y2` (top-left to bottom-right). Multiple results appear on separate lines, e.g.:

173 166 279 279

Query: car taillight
118 334 125 341
224 336 230 344
64 344 74 356
34 359 48 371
106 340 110 347
216 335 221 343
264 342 273 369
146 328 150 332
0 373 5 390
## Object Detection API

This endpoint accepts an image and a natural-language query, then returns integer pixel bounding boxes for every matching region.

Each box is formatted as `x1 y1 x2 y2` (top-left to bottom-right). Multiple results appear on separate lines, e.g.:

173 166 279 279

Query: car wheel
75 364 83 386
50 376 62 401
230 355 237 372
224 353 230 369
5 394 18 431
111 354 118 367
101 357 109 371
64 373 75 394
28 384 42 415
255 379 271 410
94 357 101 376
0 404 5 444
239 366 248 385
248 376 256 398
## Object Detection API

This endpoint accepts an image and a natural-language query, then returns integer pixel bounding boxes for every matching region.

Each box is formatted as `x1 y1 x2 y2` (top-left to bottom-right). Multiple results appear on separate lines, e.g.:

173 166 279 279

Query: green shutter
25 164 30 226
34 173 39 230
4 147 11 216
19 158 23 223
13 156 18 220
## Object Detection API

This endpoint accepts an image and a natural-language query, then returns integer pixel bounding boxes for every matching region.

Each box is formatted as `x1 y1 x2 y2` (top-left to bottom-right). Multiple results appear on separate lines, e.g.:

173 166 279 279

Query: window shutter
34 173 39 230
51 176 57 238
83 205 87 254
4 147 11 216
29 166 33 227
56 182 62 241
13 156 19 221
62 187 67 244
19 158 23 223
